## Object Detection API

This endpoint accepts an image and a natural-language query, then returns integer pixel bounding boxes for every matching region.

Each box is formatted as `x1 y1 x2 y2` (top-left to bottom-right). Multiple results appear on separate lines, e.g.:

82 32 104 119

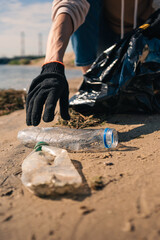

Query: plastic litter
17 126 118 152
21 141 82 196
69 10 160 115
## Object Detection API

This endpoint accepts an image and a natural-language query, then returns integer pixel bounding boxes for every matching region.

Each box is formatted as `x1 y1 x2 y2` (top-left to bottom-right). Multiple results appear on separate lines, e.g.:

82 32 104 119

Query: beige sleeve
52 0 90 32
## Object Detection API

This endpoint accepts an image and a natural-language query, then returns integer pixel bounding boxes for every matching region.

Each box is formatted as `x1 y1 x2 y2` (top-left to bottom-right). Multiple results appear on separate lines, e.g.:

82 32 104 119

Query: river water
0 65 82 90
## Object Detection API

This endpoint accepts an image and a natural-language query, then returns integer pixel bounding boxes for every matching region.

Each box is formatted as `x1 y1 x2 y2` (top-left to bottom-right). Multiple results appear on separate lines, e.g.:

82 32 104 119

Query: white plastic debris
21 142 82 196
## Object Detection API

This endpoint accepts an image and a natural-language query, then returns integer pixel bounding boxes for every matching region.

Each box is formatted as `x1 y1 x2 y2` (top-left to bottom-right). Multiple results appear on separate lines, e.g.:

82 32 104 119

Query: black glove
26 61 70 126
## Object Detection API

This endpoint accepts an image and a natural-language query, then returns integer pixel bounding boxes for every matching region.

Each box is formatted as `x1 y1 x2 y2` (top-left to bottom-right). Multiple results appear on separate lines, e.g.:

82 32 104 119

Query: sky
0 0 72 57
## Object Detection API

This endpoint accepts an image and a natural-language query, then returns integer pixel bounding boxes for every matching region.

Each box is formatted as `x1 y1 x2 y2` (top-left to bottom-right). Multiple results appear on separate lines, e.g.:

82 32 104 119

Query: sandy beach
1 73 160 240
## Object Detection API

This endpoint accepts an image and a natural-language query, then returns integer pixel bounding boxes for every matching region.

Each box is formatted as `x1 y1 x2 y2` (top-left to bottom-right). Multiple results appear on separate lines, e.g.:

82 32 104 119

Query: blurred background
0 0 81 91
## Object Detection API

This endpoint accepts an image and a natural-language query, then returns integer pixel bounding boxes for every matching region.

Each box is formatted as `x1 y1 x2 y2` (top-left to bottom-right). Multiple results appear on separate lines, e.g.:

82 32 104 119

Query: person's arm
26 1 90 126
44 13 73 64
45 0 90 63
26 14 74 126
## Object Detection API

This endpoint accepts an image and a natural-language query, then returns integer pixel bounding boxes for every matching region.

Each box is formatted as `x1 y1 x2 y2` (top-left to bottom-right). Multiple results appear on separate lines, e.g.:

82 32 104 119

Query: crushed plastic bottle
18 127 118 152
21 141 82 196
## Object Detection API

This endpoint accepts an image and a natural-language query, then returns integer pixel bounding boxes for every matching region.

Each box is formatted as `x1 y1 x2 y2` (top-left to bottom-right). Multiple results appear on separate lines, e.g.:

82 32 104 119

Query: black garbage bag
69 9 160 115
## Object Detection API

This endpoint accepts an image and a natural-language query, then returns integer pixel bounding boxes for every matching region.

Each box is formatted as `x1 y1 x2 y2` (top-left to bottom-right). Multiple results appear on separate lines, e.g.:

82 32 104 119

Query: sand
1 76 160 240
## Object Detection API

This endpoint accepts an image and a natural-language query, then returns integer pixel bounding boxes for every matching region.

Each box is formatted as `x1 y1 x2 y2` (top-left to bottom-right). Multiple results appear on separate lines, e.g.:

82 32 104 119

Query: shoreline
0 52 77 69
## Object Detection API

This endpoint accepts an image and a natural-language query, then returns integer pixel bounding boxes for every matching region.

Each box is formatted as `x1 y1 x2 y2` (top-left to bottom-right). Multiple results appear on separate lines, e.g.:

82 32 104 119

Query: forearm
44 13 73 64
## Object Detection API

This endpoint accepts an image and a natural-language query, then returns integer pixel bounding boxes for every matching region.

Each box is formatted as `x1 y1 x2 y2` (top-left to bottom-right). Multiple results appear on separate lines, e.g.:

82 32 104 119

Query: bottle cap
103 128 113 148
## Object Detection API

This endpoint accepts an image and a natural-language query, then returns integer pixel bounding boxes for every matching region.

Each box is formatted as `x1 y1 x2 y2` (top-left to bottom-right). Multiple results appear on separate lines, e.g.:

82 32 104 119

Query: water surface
0 65 82 90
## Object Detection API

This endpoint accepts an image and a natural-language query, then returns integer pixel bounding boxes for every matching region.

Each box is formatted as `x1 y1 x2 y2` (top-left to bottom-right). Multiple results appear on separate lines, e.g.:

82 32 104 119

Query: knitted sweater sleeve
52 0 90 32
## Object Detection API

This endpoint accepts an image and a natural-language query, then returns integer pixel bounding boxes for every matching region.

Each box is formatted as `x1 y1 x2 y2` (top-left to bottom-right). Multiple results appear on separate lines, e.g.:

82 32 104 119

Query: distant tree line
0 56 45 65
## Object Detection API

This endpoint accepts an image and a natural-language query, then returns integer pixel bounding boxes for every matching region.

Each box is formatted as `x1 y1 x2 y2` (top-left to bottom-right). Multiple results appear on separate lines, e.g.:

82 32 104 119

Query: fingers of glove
28 74 49 92
26 85 42 113
26 78 55 114
43 91 60 122
26 90 48 126
31 91 48 126
60 88 70 120
26 96 35 126
26 77 55 110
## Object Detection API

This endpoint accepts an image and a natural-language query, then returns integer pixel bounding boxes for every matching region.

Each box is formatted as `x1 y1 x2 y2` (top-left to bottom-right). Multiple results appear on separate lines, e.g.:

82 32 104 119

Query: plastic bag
69 9 160 115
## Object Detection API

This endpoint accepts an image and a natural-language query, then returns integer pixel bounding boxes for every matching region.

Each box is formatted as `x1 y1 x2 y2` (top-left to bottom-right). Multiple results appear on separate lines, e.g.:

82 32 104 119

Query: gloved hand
26 61 70 126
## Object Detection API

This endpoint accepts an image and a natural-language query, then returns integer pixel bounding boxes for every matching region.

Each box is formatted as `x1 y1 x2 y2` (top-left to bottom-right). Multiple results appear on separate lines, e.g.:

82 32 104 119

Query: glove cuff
41 61 65 75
